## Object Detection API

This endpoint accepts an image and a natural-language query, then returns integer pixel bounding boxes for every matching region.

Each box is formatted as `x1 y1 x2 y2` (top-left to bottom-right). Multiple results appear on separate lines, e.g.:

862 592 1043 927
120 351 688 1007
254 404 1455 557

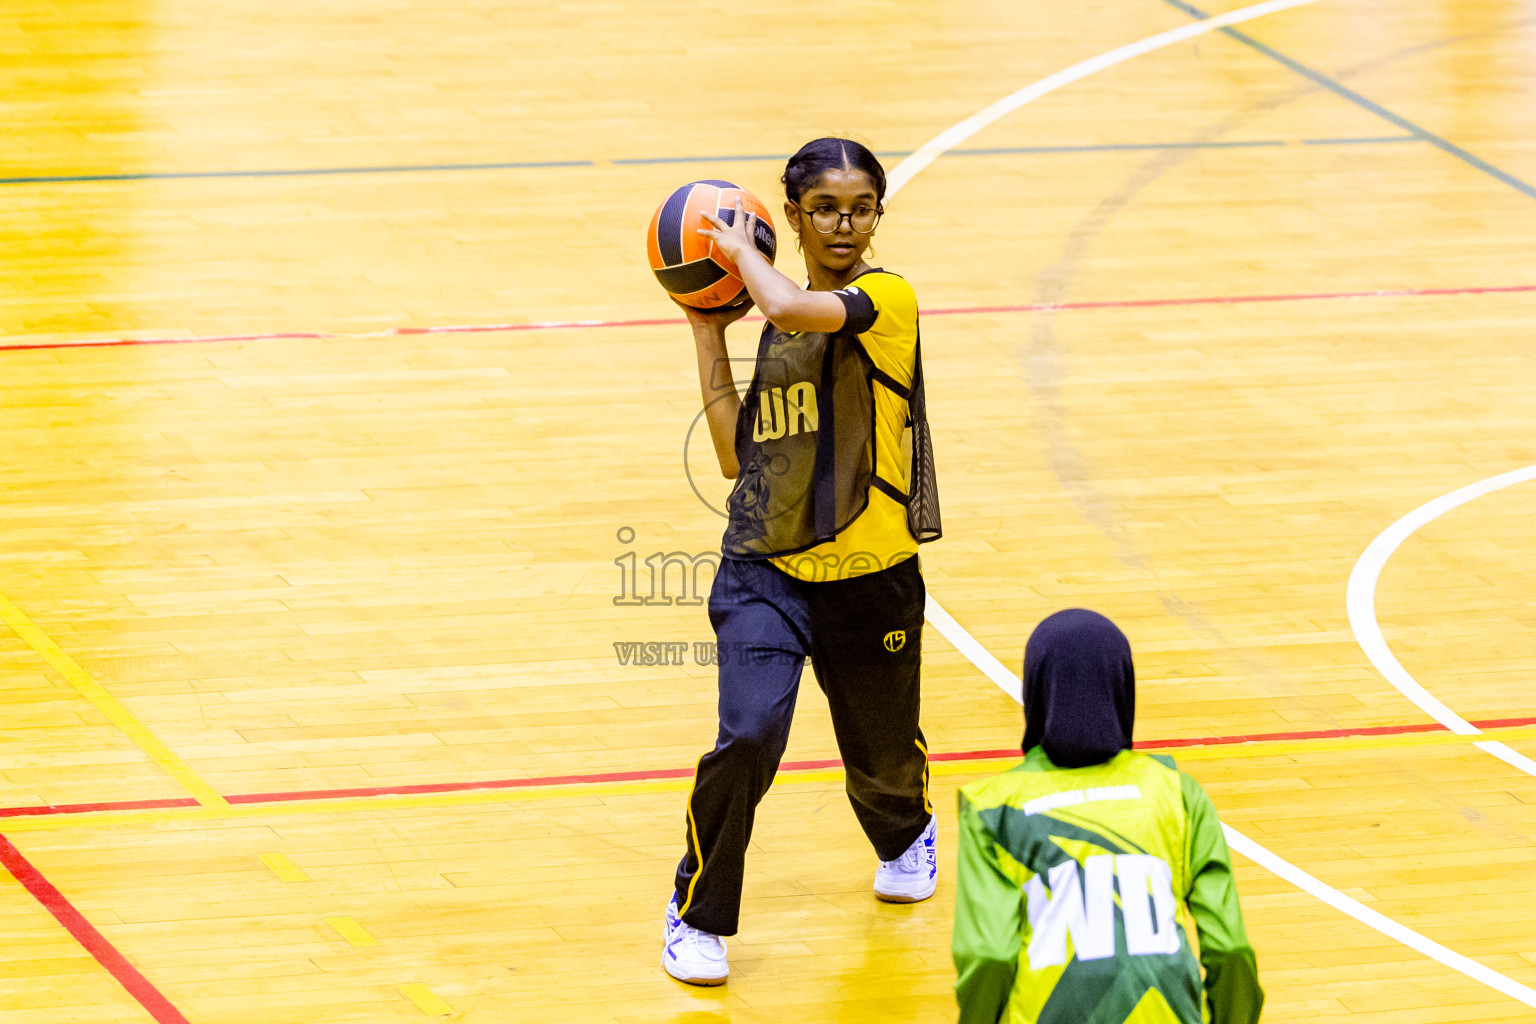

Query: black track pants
672 555 931 936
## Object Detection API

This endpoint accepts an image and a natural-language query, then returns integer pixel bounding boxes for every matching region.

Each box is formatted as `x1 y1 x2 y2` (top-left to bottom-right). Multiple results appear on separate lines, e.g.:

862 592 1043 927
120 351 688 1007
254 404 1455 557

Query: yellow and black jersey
775 270 921 581
720 268 940 581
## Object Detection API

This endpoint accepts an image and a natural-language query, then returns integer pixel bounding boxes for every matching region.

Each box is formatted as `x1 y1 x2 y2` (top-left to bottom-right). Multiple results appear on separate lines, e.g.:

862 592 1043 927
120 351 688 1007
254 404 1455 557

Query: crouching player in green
953 609 1263 1024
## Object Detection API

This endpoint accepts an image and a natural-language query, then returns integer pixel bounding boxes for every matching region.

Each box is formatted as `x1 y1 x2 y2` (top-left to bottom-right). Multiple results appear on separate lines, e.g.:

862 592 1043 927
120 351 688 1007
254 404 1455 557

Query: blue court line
912 137 1415 154
613 153 792 165
613 142 1305 163
1302 135 1420 146
0 137 1422 186
0 159 593 185
615 138 1423 165
1161 0 1536 201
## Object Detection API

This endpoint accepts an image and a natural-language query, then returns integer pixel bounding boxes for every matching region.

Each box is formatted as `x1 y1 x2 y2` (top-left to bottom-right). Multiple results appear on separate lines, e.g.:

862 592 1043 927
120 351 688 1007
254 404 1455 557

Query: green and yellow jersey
953 749 1263 1024
771 269 920 582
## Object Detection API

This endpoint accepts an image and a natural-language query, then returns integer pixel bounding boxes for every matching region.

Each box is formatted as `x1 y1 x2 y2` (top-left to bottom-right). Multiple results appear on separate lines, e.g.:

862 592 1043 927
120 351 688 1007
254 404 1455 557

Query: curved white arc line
929 593 1536 1005
1222 825 1536 1007
885 0 1323 199
891 0 1533 1008
1346 464 1536 738
905 0 1324 711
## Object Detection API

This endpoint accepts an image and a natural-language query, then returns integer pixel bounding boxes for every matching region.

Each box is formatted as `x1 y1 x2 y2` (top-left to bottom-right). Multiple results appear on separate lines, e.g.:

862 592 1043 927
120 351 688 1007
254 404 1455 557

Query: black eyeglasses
798 202 882 234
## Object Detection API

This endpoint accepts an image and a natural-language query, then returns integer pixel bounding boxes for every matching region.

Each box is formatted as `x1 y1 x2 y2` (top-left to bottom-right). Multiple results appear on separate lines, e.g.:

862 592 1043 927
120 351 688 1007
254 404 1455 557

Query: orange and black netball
646 180 777 309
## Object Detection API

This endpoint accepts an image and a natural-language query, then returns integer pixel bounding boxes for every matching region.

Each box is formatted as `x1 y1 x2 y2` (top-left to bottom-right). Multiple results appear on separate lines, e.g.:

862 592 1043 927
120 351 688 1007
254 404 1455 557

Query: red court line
1132 720 1454 748
5 283 1535 353
0 797 198 820
222 766 701 804
929 720 1460 761
0 834 192 1024
1 331 327 352
2 716 1530 821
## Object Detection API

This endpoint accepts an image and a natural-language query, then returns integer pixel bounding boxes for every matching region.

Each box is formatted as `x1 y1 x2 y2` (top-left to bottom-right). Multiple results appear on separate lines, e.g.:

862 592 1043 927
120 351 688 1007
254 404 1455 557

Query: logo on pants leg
883 630 906 652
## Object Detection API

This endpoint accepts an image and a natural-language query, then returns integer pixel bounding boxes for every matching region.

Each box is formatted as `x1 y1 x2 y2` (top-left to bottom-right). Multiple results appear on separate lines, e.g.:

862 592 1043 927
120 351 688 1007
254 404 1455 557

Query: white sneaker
662 894 728 985
874 816 937 903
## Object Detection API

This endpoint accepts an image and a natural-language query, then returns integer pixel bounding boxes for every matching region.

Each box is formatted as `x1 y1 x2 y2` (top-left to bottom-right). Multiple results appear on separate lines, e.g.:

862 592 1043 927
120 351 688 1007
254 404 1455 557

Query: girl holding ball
663 137 942 986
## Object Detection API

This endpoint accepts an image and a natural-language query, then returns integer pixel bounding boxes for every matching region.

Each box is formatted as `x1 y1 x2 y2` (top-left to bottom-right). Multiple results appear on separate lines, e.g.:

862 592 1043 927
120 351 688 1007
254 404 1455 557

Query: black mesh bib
721 316 941 560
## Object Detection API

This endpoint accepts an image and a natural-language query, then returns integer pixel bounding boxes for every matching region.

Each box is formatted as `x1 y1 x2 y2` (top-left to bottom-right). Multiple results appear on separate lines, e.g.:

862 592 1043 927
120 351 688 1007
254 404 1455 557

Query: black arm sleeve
833 285 878 334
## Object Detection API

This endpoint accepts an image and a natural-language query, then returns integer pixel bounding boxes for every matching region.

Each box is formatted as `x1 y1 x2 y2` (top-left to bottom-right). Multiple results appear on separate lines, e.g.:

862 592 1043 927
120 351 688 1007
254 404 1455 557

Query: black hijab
1022 609 1135 768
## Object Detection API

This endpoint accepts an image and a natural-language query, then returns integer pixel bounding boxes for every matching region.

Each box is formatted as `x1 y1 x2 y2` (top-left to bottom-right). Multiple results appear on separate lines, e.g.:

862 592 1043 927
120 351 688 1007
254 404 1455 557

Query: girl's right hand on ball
696 198 759 268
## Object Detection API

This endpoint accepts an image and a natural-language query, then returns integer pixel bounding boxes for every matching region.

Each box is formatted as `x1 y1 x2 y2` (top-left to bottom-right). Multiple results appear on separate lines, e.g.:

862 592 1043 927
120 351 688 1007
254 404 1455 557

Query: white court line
1346 464 1536 783
886 0 1322 200
888 1 1536 1004
921 597 1021 702
1224 827 1536 1007
1346 464 1536 743
928 591 1536 1009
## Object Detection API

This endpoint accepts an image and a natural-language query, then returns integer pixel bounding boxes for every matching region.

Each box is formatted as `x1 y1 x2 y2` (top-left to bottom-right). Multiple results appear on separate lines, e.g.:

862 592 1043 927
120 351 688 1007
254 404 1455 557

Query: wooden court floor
5 0 1536 1020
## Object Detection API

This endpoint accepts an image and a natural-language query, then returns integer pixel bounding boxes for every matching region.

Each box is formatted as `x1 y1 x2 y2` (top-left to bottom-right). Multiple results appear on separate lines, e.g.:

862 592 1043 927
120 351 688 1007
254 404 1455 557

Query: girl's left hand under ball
673 295 755 333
